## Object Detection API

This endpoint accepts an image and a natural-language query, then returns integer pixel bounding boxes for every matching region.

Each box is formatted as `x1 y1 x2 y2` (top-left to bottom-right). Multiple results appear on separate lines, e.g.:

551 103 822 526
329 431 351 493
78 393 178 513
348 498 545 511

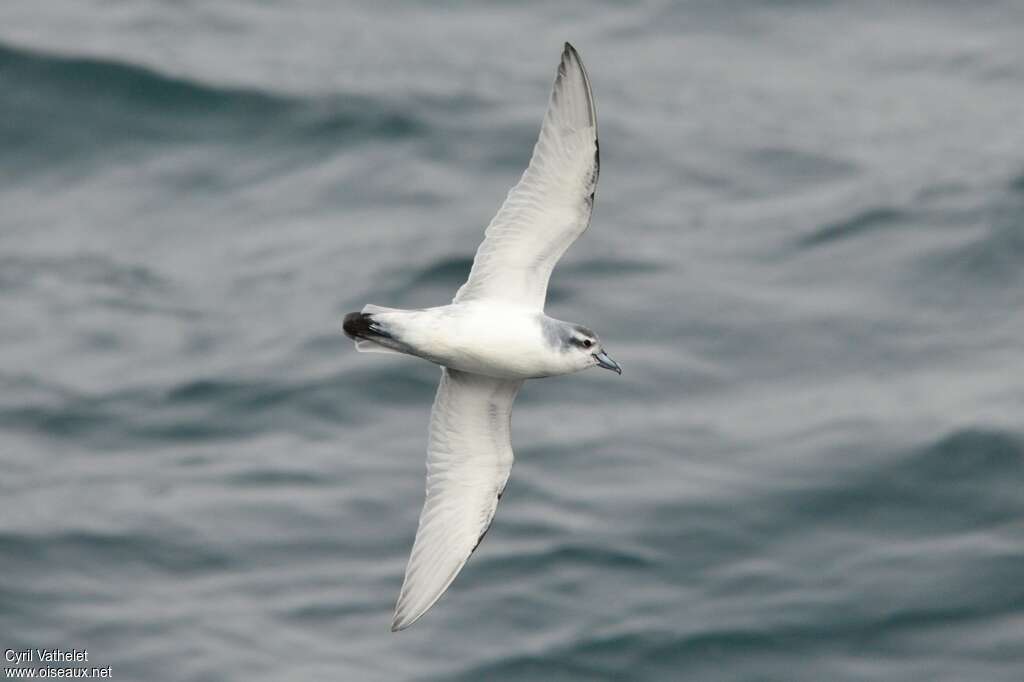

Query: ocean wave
1011 171 1024 194
455 567 1024 680
395 256 472 293
0 42 428 174
797 207 908 248
383 255 662 308
922 180 1024 285
0 41 290 113
0 528 233 575
780 426 1023 534
0 368 430 447
0 252 171 294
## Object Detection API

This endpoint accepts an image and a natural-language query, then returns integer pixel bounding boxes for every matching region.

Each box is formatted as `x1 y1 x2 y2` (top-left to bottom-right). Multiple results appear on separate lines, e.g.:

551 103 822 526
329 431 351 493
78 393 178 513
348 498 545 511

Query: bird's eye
582 339 593 348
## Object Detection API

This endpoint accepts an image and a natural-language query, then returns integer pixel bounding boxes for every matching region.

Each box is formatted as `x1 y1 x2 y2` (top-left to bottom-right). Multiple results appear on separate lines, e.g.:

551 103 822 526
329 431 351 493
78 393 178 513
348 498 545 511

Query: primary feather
392 369 522 631
454 43 599 311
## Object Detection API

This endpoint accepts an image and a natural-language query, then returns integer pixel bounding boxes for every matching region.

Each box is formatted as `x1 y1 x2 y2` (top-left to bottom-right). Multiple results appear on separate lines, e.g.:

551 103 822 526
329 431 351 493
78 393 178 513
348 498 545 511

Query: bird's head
562 324 622 375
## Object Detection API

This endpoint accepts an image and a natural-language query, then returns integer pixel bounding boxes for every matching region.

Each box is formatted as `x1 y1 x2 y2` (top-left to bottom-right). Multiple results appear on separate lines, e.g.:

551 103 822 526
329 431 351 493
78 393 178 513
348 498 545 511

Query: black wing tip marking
555 41 597 128
391 614 419 632
558 41 600 205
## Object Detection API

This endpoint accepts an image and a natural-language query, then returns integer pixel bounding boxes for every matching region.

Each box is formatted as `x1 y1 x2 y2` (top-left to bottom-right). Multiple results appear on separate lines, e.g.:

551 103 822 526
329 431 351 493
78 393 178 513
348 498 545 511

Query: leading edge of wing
452 43 600 310
391 369 522 631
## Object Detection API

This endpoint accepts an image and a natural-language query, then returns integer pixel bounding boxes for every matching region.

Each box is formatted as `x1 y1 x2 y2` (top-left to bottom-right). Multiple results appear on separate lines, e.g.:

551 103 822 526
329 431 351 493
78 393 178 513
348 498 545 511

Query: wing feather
453 43 599 310
391 369 522 631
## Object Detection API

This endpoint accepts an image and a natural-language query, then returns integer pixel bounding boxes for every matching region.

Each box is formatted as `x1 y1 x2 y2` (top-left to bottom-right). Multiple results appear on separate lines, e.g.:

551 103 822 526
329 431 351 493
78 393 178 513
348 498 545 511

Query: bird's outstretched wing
454 43 599 311
392 368 522 631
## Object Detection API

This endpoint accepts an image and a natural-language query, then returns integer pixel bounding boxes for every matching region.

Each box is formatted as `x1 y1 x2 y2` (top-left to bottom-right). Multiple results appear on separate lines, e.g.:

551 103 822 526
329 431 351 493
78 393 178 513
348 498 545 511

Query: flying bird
343 43 620 631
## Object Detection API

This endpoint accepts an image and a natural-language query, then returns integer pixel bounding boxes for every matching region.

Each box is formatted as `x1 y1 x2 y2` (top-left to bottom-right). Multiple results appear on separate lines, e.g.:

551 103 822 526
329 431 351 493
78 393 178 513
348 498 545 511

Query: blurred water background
2 1 1023 680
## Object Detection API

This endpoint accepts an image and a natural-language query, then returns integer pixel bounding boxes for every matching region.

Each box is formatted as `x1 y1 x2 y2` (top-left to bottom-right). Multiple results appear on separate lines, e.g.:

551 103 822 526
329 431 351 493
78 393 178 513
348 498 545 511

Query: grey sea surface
2 2 1023 680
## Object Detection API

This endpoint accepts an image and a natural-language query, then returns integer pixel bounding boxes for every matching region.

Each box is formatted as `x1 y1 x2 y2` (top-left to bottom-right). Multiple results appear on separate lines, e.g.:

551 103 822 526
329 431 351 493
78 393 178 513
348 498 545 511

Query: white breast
391 303 568 379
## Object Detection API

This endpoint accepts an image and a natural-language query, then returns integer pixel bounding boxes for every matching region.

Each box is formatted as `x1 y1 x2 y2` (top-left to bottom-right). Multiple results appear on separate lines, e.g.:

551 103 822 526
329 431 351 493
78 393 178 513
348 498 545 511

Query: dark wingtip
558 41 596 134
391 610 421 632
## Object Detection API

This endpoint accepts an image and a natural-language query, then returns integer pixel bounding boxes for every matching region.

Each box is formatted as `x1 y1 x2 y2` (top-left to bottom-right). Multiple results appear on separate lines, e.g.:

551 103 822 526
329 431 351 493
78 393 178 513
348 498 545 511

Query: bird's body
345 304 598 379
342 43 620 631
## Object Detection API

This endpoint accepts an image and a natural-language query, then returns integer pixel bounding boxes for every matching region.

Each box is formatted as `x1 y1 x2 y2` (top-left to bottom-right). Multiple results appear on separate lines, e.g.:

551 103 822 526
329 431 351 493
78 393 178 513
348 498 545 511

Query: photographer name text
5 650 90 665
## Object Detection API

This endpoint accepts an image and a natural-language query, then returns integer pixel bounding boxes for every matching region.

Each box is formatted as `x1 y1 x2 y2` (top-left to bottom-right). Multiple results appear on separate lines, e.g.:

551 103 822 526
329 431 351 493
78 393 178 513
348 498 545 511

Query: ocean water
2 1 1023 680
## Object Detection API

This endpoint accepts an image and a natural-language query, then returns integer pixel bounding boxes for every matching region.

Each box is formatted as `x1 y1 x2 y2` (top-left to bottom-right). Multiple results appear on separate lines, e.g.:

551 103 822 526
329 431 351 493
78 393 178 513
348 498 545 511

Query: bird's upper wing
392 368 522 631
453 43 599 311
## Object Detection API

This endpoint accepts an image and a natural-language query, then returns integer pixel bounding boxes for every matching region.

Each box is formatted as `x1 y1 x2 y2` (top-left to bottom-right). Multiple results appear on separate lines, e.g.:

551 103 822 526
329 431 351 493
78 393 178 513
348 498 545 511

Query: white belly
381 303 570 379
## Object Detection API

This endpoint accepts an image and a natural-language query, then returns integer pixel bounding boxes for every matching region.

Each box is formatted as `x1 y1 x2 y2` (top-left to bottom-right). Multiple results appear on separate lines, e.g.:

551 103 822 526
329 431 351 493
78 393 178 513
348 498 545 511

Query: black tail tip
343 312 371 340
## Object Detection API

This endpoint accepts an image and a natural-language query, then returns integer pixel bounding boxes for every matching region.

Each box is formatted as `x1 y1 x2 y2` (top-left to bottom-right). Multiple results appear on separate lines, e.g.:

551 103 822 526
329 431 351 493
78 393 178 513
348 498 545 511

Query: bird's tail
342 304 408 355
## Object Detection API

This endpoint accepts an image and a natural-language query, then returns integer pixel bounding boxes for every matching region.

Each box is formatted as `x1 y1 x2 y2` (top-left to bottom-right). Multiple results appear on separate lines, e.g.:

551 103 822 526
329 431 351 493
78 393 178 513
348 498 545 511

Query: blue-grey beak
593 350 622 375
